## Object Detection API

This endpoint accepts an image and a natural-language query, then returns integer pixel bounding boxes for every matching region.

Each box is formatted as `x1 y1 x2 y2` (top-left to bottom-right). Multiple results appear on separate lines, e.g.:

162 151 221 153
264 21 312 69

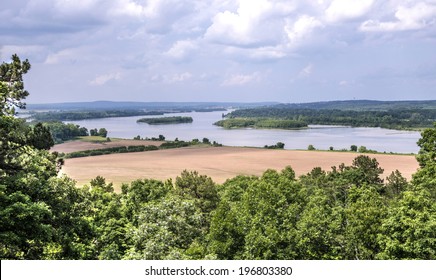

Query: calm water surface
69 111 421 153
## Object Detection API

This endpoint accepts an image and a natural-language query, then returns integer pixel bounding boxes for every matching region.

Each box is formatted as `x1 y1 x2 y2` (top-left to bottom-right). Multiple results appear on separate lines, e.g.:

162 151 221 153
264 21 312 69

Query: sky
1 0 436 104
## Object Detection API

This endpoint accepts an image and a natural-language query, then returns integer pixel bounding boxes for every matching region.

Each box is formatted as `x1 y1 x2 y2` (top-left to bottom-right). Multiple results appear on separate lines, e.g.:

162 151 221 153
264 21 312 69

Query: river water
68 110 421 154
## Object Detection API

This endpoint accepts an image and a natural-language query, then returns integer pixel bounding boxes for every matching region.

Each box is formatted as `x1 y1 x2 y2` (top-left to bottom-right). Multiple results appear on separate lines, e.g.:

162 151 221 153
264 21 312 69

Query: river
68 110 421 154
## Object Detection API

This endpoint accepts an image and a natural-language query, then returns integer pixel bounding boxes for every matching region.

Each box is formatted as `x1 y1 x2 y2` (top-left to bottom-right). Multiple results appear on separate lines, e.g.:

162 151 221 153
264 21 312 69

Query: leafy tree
339 155 384 187
377 188 435 259
350 145 358 152
174 170 219 215
276 142 285 149
385 170 409 198
308 144 316 150
416 123 436 168
0 55 94 259
124 196 204 260
296 187 345 259
358 146 367 153
344 186 386 259
28 123 55 150
121 179 171 225
90 128 98 136
0 54 31 116
98 128 108 137
413 122 436 198
43 121 88 143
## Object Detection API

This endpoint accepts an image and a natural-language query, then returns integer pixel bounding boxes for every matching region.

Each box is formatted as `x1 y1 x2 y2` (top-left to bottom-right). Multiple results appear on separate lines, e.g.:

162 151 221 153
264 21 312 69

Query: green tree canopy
0 54 31 116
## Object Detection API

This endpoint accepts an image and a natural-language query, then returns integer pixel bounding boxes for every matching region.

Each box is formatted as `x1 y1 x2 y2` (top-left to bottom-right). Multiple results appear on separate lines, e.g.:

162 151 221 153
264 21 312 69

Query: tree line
225 107 436 130
1 55 435 260
30 110 168 121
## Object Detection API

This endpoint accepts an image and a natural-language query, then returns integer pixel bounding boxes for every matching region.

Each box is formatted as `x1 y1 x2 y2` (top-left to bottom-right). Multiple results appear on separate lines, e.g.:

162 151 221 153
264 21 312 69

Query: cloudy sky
1 0 436 103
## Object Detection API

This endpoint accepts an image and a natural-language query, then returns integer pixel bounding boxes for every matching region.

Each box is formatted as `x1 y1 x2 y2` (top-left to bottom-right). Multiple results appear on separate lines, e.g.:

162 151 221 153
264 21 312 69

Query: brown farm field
59 144 420 191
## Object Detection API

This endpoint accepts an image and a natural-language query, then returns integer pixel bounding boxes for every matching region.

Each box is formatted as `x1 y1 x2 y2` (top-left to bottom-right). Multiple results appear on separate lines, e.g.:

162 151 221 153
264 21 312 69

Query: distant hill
277 100 436 111
25 101 279 111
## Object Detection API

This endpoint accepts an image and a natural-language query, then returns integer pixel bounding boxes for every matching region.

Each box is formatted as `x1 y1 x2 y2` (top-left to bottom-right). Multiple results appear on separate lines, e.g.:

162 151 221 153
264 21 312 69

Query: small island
214 118 308 129
137 116 193 125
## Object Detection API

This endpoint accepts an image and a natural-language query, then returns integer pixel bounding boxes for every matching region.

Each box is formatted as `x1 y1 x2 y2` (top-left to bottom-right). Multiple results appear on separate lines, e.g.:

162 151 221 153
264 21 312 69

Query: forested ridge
1 55 435 260
30 110 168 121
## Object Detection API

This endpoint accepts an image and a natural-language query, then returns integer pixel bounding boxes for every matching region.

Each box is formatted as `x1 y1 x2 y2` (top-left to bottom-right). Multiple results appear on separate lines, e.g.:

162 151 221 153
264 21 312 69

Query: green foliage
89 128 108 137
98 127 107 137
42 121 88 143
121 179 171 225
65 145 158 158
264 142 285 149
358 146 378 153
385 170 409 198
28 123 54 150
125 196 204 260
377 188 436 259
416 123 436 168
226 106 436 130
344 186 386 259
296 187 345 259
31 110 166 121
0 54 31 116
413 122 436 199
137 116 193 125
159 141 191 149
174 170 219 215
339 155 384 187
308 144 316 150
214 118 307 129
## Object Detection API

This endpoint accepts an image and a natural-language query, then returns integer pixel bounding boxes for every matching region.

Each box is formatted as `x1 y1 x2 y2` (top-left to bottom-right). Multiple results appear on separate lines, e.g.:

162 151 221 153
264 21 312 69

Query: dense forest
224 106 436 130
1 55 435 260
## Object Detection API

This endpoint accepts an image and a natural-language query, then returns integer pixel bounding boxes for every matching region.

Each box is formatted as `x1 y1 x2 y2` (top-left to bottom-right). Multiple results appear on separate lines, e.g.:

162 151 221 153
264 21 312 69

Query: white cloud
54 0 101 14
109 0 157 18
2 0 436 103
299 63 314 78
44 49 77 64
90 72 121 86
168 72 193 83
165 40 199 61
205 0 295 46
325 0 374 22
339 80 348 86
361 2 436 32
285 15 323 46
221 72 260 86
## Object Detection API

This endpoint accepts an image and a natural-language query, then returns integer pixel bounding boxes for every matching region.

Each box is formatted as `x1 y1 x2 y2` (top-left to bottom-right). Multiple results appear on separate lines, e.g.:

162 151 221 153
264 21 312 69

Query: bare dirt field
52 139 163 153
60 146 419 190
